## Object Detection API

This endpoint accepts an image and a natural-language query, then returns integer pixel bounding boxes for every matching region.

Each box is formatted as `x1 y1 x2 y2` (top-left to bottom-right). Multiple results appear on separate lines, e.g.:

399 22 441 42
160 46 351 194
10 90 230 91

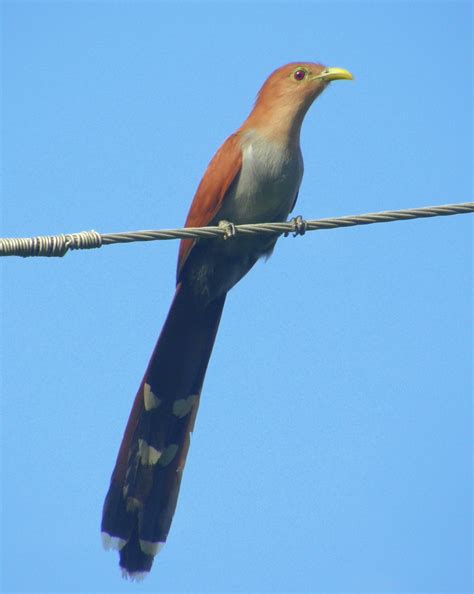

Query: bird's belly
218 142 302 225
185 139 303 302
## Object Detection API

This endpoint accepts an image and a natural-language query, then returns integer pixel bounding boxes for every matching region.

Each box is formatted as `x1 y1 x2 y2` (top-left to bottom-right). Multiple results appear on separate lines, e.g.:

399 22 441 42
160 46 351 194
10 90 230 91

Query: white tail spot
126 496 143 512
138 439 162 465
121 568 148 581
139 539 165 556
173 394 197 418
144 383 161 411
101 532 127 551
158 443 179 466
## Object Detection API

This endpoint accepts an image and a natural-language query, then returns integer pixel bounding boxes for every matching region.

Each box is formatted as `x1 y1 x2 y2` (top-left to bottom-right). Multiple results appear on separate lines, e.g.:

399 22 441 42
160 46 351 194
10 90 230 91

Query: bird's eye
293 69 307 81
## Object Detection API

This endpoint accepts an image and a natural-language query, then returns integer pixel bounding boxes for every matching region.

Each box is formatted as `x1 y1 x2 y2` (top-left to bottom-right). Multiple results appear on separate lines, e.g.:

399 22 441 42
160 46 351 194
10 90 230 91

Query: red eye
293 69 306 81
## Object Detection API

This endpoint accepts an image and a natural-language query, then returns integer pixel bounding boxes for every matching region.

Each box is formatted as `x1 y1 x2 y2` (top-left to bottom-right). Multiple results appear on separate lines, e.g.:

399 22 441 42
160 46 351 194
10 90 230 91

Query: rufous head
243 62 353 143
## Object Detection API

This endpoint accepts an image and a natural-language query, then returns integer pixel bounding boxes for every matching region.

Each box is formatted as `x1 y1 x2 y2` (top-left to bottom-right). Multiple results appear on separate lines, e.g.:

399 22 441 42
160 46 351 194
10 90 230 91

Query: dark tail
101 282 226 578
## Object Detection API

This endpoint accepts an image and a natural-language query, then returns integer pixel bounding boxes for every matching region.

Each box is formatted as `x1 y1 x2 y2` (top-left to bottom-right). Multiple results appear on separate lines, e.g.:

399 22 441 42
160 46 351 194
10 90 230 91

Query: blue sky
1 1 472 592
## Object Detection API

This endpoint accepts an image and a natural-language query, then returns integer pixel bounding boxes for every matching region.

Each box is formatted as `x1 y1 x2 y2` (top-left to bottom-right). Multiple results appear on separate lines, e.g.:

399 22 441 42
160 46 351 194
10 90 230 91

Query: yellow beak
312 67 354 82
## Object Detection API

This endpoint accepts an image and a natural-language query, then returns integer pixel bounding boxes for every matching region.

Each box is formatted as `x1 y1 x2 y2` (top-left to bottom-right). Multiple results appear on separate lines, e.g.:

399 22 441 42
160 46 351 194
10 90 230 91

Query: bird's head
244 62 353 143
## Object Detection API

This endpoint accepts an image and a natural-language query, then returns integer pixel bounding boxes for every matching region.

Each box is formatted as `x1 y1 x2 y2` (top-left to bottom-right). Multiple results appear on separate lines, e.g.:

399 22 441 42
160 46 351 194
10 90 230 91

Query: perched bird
101 62 353 579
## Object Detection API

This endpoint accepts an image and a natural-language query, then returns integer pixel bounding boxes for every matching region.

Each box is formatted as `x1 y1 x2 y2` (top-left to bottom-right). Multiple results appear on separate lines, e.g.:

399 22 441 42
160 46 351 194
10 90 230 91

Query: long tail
101 282 226 578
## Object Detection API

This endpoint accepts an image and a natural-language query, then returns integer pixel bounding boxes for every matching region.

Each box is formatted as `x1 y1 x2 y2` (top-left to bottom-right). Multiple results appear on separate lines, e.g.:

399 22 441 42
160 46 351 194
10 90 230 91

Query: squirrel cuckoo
101 62 353 578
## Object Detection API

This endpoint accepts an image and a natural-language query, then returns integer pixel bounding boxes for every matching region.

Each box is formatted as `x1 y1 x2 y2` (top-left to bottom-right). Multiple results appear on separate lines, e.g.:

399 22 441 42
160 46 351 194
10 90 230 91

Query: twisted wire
1 202 472 258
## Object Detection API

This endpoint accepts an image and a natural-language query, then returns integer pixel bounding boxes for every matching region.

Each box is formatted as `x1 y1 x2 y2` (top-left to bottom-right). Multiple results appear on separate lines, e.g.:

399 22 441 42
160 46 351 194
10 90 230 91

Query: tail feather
102 282 226 577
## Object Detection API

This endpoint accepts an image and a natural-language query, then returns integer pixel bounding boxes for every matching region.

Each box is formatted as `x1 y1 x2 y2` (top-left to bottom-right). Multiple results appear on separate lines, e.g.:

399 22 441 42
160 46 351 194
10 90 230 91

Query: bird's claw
218 220 237 240
285 215 307 237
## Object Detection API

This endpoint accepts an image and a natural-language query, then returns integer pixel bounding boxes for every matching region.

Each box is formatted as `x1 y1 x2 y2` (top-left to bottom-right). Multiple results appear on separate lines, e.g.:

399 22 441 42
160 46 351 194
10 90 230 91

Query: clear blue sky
2 2 472 593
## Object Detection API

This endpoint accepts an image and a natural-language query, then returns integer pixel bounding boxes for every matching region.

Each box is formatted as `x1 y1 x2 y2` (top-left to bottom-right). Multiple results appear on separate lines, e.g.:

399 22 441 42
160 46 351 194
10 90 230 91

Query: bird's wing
177 132 243 278
290 190 299 214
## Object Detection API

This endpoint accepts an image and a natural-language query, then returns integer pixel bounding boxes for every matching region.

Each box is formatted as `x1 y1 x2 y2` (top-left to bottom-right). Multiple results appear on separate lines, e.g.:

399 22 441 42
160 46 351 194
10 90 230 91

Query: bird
101 61 353 579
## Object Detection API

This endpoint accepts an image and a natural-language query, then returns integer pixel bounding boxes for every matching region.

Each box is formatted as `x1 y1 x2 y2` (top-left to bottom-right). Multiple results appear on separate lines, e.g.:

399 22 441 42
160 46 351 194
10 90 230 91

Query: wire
1 202 472 258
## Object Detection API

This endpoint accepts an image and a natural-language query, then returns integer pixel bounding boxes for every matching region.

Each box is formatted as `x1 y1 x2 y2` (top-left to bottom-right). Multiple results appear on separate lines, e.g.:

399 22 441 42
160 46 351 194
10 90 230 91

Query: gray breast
218 133 304 225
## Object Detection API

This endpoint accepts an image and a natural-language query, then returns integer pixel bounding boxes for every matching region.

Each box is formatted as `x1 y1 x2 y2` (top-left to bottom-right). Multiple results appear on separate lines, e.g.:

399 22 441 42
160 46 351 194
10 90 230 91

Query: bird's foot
218 220 237 240
285 215 308 237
